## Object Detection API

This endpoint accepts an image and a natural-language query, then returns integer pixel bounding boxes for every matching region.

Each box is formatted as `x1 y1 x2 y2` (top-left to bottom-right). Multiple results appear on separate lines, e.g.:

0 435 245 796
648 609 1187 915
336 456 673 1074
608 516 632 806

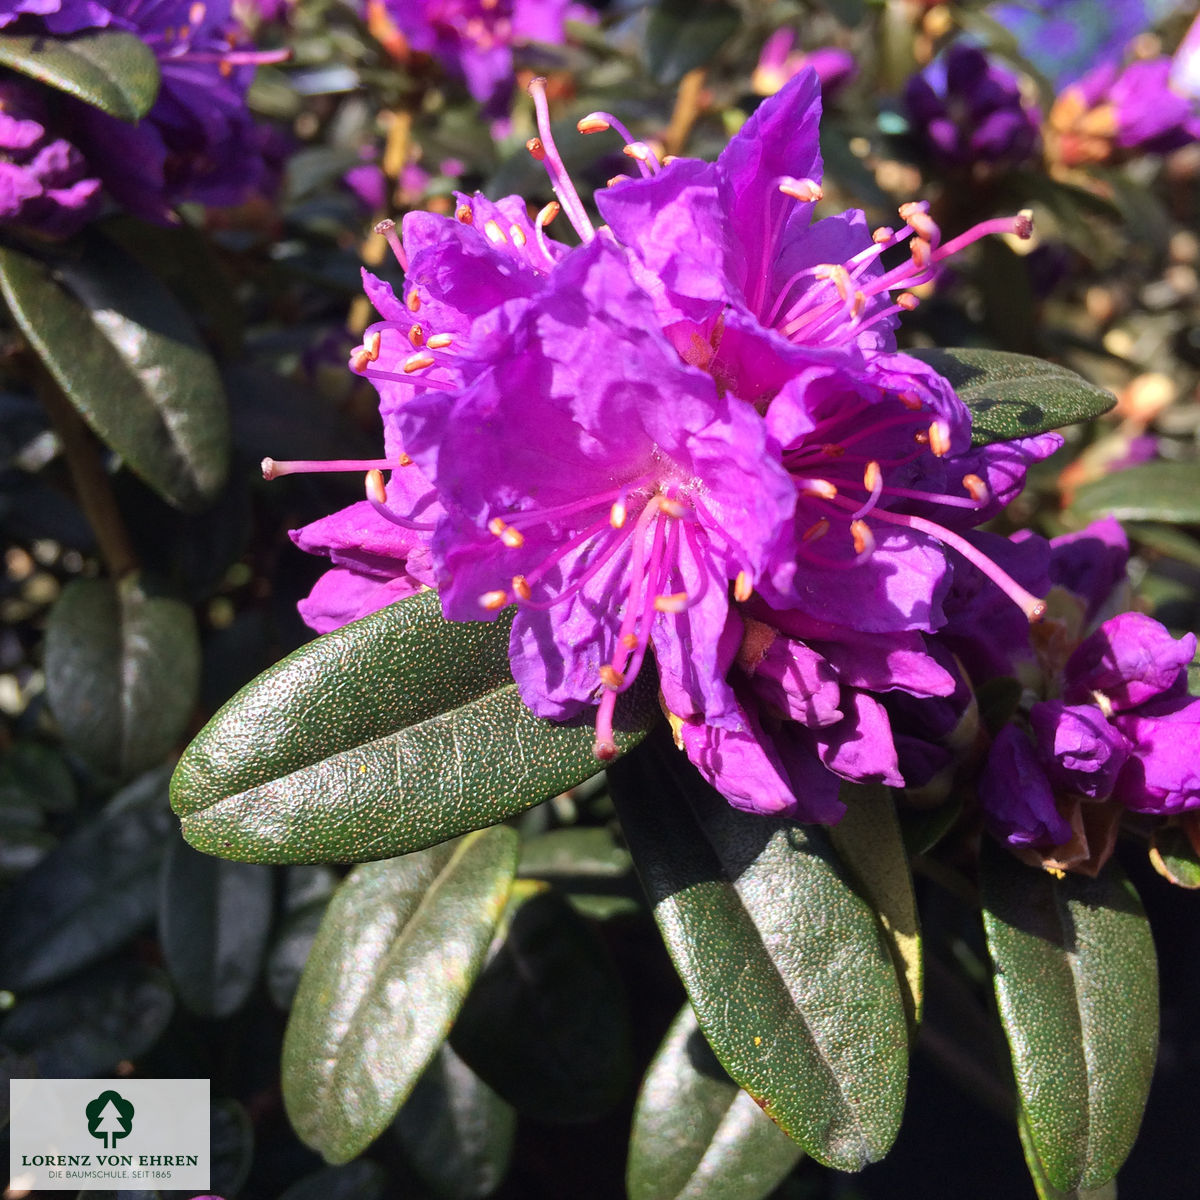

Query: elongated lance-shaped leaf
609 735 909 1171
171 590 657 864
911 348 1115 445
0 236 229 511
282 827 519 1163
0 30 159 120
981 842 1158 1191
627 1002 803 1200
1070 460 1200 525
1018 1105 1118 1200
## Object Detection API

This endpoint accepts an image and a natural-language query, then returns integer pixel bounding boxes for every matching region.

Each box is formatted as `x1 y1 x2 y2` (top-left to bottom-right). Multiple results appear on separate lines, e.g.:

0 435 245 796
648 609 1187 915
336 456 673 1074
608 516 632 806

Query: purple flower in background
0 79 101 236
904 44 1041 169
753 30 856 100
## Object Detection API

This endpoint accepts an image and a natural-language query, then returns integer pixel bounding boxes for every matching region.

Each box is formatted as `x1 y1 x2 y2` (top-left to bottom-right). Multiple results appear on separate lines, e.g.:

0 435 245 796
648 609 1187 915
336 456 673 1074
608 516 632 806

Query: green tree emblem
85 1090 135 1149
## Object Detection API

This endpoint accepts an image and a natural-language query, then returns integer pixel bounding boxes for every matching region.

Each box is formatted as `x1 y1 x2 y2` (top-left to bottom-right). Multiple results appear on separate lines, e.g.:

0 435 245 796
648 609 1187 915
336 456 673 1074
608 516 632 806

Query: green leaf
172 590 656 864
0 30 158 120
627 1003 803 1200
0 769 174 992
981 843 1158 1191
1018 1106 1118 1200
158 836 274 1018
281 827 518 1163
394 1043 516 1200
910 348 1115 446
210 1099 255 1199
1069 461 1200 524
1148 824 1200 889
609 737 909 1171
277 1162 389 1200
827 784 922 1035
645 0 739 85
450 890 632 1122
0 236 230 510
44 577 200 780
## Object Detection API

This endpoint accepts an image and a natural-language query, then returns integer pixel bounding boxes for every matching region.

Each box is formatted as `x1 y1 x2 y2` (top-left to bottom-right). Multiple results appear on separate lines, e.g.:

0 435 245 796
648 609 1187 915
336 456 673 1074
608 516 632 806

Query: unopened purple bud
1029 701 1131 801
980 724 1073 847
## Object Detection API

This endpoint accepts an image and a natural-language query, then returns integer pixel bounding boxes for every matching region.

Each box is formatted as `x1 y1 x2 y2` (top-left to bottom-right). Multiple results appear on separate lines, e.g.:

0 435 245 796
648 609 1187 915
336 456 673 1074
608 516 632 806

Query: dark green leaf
627 1003 803 1200
44 577 200 780
828 784 922 1034
172 590 656 864
277 1162 390 1200
0 769 174 992
981 843 1158 1191
610 737 908 1171
281 827 518 1163
518 826 632 879
1148 824 1200 889
1018 1106 1118 1200
450 890 632 1122
394 1043 516 1200
0 237 230 510
158 836 274 1018
0 742 76 820
0 30 158 120
1069 461 1200 525
910 348 1115 446
266 900 327 1010
210 1099 255 1199
0 964 173 1077
645 0 739 85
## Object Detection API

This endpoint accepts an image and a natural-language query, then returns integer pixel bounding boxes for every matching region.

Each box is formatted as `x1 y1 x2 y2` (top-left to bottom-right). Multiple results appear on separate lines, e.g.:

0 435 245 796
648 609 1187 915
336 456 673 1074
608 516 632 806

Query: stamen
262 456 408 479
484 219 507 245
527 77 596 243
426 333 453 349
778 177 823 202
734 570 753 602
610 499 627 528
575 110 661 176
623 142 654 163
455 203 473 224
406 289 421 312
873 226 896 244
510 225 527 247
577 114 611 134
599 664 625 688
658 497 686 519
349 330 382 372
929 420 952 457
480 590 509 611
363 470 437 532
408 324 424 348
621 633 638 649
404 352 435 373
365 468 387 503
850 520 874 555
896 293 919 311
962 474 989 503
803 518 830 542
654 592 689 612
525 137 545 160
512 575 532 600
534 201 560 266
374 219 407 271
798 478 839 499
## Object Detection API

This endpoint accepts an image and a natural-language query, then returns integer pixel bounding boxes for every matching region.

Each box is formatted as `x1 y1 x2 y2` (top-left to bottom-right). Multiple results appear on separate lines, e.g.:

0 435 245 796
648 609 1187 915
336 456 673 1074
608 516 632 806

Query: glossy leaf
0 769 174 992
44 577 201 780
281 827 519 1163
911 348 1115 446
158 836 274 1018
645 0 739 84
609 737 909 1171
1069 461 1200 525
1148 824 1200 889
627 1003 803 1200
394 1043 517 1200
1018 1106 1118 1200
981 843 1158 1191
172 590 656 864
0 30 158 120
0 237 230 510
828 784 922 1034
450 890 632 1122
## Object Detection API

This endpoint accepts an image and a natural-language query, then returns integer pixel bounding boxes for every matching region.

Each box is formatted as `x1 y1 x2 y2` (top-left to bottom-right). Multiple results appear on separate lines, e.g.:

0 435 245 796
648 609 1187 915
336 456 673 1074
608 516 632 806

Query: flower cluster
0 0 283 232
273 70 1091 833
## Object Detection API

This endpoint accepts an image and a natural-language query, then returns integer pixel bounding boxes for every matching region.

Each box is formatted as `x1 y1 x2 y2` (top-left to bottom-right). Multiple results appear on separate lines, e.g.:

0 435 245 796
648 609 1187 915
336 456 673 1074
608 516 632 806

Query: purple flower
904 44 1042 170
0 79 101 237
753 30 856 101
980 725 1073 847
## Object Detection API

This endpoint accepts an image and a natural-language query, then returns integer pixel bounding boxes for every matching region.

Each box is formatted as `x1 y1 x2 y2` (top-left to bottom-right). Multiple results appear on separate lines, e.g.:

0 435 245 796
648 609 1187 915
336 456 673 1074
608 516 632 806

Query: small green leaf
828 784 922 1034
172 591 656 864
44 577 200 780
281 827 518 1163
394 1043 516 1200
0 30 159 120
1069 461 1200 525
627 1003 803 1200
0 237 230 511
0 769 174 992
1148 824 1200 889
158 836 274 1018
981 843 1158 1191
610 737 909 1171
450 890 632 1122
645 0 740 84
911 348 1115 446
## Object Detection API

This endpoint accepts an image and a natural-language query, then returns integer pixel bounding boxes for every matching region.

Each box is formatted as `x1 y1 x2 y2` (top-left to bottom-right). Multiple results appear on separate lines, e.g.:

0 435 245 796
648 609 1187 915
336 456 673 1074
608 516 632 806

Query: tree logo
85 1090 135 1149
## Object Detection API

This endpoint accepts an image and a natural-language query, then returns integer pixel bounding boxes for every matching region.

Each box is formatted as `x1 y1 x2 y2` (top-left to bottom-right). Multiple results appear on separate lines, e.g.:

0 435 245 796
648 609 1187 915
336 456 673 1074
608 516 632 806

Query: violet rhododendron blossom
273 69 1065 817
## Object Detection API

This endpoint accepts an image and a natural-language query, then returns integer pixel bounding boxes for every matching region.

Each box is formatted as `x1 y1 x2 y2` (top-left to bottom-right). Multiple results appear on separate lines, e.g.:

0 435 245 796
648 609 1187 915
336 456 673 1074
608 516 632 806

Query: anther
403 352 435 373
800 479 838 499
928 420 952 457
599 664 625 688
851 290 866 318
658 497 686 519
911 238 932 270
821 444 846 458
863 461 882 492
537 201 560 227
484 219 507 245
375 219 406 269
406 289 421 312
426 333 453 349
365 469 388 503
512 575 532 600
577 114 611 134
480 590 509 610
607 175 628 188
962 473 989 502
803 519 830 543
610 499 627 528
349 330 382 373
851 520 875 555
623 142 653 162
873 226 896 244
904 208 940 243
734 571 753 602
408 324 425 348
778 177 823 202
896 292 919 311
525 137 545 160
897 389 922 410
510 225 527 247
654 592 690 613
621 633 638 649
455 203 474 224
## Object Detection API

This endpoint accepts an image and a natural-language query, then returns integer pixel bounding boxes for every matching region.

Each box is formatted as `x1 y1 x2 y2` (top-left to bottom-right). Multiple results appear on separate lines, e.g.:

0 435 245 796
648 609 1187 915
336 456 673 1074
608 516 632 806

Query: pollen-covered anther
607 175 629 188
962 473 989 502
658 497 686 519
851 520 875 555
480 590 509 611
778 176 823 202
873 226 896 244
610 499 627 529
455 204 474 224
800 479 838 499
365 468 388 504
525 137 545 160
734 571 753 602
512 574 532 600
821 443 846 458
621 633 638 649
403 352 435 373
911 238 932 270
897 292 919 311
903 208 940 243
850 290 866 318
897 389 923 410
599 664 625 689
406 289 421 312
929 420 952 457
654 591 690 613
484 219 507 245
537 201 560 228
408 324 424 348
349 331 382 373
426 333 453 349
803 518 830 543
623 142 653 163
578 114 611 134
863 461 883 492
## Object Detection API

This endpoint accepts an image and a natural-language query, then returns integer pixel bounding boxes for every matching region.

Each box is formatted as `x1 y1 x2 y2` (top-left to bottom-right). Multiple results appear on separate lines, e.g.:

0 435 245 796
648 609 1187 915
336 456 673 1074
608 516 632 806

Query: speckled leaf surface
981 842 1158 1191
610 737 908 1171
172 590 656 864
281 827 518 1163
